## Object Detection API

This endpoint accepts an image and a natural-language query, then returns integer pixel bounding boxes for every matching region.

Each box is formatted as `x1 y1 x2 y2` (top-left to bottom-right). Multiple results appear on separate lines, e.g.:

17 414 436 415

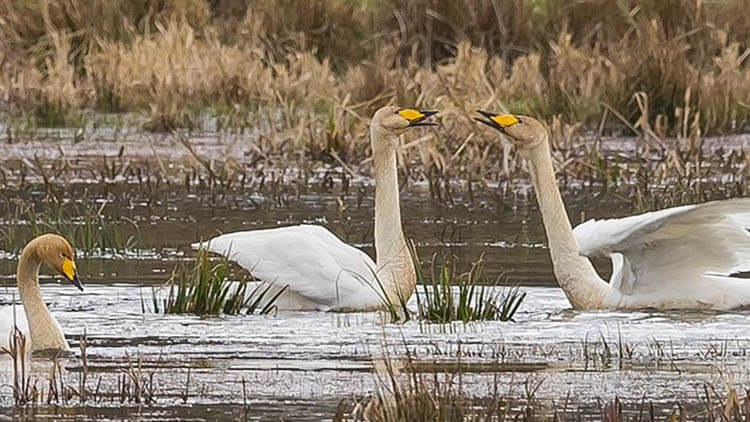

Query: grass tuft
414 249 526 324
153 247 286 316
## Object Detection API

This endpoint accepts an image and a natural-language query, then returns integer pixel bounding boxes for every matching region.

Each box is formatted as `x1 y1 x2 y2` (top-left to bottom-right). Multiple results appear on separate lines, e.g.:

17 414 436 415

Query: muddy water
1 187 622 286
0 145 748 419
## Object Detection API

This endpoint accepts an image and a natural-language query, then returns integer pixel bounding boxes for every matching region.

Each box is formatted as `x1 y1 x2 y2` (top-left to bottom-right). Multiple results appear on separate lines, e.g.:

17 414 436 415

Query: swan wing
574 198 750 288
192 225 379 308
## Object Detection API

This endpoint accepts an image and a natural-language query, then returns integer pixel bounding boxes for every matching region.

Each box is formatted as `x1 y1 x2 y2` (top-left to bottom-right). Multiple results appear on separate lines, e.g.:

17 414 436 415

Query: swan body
1 234 83 353
193 106 437 311
574 199 750 309
194 225 382 310
476 110 750 310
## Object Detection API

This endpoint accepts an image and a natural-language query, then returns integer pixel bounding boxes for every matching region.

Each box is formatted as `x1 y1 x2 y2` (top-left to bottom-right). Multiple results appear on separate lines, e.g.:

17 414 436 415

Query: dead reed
0 0 748 137
343 349 750 421
0 1 745 218
0 322 36 406
0 330 161 407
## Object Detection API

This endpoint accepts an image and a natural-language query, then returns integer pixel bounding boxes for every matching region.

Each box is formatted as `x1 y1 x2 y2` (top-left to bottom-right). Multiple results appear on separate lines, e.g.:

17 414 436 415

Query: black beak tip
71 274 84 292
409 110 439 127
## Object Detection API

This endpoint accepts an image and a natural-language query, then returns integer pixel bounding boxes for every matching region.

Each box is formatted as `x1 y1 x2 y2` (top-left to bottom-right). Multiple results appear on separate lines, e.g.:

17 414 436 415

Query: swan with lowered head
193 106 438 311
1 234 84 352
476 110 750 310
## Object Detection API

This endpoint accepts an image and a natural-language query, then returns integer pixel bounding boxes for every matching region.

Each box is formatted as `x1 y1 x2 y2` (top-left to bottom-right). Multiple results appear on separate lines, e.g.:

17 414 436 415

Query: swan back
193 225 383 310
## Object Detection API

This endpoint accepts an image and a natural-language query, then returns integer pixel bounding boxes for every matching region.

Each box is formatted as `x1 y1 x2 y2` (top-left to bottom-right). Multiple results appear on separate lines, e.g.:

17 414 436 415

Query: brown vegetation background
0 0 748 165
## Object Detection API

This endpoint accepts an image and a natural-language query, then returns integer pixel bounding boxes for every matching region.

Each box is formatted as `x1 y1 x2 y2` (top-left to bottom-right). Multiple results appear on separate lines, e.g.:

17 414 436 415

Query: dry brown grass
340 346 750 422
0 0 748 177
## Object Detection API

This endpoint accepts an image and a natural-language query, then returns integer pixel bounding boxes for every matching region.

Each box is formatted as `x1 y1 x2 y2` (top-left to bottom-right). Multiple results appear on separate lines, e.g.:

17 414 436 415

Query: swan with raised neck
475 111 612 309
475 110 750 311
192 106 438 311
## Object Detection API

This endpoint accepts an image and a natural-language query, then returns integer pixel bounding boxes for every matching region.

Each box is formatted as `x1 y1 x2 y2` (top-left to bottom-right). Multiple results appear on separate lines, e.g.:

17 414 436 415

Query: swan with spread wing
476 110 750 310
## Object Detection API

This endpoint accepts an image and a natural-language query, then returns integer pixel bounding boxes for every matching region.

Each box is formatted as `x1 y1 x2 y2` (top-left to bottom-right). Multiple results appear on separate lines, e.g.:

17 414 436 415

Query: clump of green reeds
413 246 525 324
377 244 525 324
153 247 286 316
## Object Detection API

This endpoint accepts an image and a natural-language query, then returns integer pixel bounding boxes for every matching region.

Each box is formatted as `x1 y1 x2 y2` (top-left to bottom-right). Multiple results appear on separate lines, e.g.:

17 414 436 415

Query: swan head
31 234 84 291
475 111 547 150
372 106 438 137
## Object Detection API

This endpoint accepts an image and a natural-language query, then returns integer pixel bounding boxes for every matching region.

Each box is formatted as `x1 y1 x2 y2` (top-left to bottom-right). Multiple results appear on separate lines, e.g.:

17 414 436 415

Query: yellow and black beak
62 257 84 291
475 110 521 133
397 108 439 127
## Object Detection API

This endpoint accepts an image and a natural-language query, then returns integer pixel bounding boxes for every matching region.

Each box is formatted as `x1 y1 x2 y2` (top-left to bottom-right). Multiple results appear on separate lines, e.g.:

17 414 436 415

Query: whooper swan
475 110 750 310
1 234 84 352
193 106 438 311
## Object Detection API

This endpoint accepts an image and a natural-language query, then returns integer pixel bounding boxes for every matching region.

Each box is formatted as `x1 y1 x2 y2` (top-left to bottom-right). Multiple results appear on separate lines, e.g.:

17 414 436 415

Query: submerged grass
345 346 750 421
153 247 286 316
0 193 139 255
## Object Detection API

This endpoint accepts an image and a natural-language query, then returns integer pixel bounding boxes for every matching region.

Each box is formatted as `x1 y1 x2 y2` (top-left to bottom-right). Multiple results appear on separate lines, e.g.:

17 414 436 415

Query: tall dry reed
0 0 747 158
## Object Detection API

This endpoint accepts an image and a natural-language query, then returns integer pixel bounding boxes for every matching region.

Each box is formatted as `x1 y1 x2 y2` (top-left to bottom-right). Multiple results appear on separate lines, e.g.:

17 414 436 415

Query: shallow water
0 133 748 419
3 284 750 420
2 191 749 420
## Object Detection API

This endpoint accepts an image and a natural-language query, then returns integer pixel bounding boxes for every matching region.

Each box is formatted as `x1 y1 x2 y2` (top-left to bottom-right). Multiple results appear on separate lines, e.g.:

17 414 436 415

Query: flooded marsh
1 1 750 418
1 130 748 420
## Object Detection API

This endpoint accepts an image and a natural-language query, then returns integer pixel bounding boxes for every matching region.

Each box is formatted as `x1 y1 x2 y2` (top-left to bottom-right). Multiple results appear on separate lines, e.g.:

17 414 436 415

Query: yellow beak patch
397 109 425 121
491 114 519 127
62 258 76 280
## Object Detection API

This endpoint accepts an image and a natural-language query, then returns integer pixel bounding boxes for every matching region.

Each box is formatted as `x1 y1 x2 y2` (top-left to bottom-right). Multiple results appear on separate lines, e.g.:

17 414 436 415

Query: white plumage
0 305 31 351
192 225 384 311
574 198 750 309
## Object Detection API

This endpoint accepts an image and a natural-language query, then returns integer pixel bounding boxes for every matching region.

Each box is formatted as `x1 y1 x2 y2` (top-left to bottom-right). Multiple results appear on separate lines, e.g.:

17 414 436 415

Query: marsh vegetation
0 0 749 193
150 247 287 316
414 251 526 324
2 0 750 132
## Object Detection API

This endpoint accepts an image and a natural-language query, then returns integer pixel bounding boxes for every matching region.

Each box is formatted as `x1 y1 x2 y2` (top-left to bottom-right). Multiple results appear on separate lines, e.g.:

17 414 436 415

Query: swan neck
17 242 68 351
370 125 415 302
525 140 609 309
